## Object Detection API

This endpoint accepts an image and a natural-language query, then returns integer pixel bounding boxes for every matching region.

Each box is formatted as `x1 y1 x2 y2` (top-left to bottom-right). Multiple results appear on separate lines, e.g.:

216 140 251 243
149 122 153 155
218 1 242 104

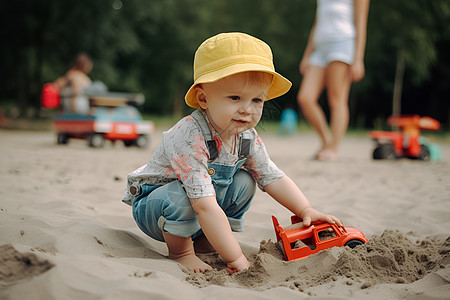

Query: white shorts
309 39 355 68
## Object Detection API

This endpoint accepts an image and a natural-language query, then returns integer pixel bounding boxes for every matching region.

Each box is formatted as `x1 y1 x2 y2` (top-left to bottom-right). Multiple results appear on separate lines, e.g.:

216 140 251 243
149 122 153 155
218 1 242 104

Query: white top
313 0 355 44
122 111 284 204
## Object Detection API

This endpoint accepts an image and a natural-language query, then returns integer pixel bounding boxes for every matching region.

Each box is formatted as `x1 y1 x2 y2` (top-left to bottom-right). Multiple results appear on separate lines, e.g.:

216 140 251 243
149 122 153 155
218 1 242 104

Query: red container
41 83 60 108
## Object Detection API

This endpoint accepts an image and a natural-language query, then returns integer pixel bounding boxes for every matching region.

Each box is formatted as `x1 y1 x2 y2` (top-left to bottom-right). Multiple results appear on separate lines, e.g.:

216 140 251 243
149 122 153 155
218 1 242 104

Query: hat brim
185 63 292 109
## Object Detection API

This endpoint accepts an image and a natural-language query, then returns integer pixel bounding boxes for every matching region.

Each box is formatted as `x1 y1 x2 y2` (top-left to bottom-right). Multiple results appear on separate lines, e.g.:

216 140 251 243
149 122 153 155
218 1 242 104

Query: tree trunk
392 50 405 117
172 81 185 117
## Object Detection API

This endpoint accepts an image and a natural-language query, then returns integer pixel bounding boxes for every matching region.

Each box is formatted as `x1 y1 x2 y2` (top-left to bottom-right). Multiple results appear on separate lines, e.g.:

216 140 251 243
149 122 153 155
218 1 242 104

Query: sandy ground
0 126 449 300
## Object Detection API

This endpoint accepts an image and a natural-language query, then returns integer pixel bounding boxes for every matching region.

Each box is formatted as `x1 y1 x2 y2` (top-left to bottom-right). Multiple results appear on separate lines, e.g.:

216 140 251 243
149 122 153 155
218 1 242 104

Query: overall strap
190 110 253 162
238 130 252 160
191 110 218 162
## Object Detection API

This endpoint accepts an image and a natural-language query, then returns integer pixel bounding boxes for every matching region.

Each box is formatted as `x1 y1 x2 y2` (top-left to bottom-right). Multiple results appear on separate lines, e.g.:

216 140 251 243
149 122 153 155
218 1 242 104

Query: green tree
0 0 449 129
351 0 450 127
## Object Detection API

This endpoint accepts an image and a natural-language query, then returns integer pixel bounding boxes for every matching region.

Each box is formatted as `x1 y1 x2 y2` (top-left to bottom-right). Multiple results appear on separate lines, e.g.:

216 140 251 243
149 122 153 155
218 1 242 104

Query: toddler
122 32 342 274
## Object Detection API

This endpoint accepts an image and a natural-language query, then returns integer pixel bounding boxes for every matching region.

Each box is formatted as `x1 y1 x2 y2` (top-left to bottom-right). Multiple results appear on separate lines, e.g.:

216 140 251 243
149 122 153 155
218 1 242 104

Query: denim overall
132 111 255 242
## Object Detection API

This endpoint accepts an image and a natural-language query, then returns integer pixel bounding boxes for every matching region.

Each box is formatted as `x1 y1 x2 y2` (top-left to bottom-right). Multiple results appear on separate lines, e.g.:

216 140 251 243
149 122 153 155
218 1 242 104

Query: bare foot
163 231 212 273
169 253 212 273
315 149 337 161
194 234 216 254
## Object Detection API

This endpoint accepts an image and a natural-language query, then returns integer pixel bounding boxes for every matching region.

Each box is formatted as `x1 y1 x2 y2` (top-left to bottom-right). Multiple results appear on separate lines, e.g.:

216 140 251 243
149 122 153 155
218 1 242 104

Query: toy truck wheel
123 140 134 147
88 133 105 148
123 135 149 148
344 239 365 248
373 144 396 160
57 133 69 145
418 145 430 161
135 135 149 148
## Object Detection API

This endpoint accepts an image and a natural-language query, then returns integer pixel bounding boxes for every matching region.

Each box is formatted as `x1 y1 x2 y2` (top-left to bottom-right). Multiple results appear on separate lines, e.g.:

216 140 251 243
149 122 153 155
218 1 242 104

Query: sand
0 126 449 299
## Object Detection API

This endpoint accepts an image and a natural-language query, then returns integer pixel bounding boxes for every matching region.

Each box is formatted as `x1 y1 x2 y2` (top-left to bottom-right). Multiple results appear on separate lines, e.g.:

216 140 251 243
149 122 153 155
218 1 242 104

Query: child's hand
299 207 343 227
226 253 249 275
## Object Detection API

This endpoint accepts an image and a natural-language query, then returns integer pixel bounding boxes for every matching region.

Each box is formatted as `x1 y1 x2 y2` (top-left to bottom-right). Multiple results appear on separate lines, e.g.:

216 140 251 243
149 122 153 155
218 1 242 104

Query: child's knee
132 181 200 241
158 182 197 221
235 169 256 195
229 170 255 211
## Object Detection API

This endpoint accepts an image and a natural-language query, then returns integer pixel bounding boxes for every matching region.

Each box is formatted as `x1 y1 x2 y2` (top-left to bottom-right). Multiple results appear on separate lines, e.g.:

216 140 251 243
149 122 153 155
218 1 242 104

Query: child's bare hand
226 254 249 275
299 207 343 227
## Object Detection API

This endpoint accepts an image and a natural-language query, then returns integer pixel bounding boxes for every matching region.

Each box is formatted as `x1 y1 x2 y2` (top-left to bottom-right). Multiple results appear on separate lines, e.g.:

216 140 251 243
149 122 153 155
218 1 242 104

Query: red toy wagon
53 93 154 148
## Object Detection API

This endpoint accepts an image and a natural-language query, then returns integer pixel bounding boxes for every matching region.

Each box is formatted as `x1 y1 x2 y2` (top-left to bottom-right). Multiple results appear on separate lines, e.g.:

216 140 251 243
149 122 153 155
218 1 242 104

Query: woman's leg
297 65 329 152
324 61 352 155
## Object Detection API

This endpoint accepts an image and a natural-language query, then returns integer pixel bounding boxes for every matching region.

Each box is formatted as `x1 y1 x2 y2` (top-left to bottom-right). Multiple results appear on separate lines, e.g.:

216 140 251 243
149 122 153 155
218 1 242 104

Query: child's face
197 72 270 142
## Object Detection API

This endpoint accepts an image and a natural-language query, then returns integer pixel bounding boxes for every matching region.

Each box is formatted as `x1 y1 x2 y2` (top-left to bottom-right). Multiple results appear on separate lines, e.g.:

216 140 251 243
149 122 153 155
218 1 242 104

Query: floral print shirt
122 111 284 204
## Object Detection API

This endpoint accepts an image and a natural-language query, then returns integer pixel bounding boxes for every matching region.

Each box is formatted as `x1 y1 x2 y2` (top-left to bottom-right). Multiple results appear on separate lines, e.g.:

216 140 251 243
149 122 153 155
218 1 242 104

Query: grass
144 114 450 143
2 109 448 142
142 114 181 129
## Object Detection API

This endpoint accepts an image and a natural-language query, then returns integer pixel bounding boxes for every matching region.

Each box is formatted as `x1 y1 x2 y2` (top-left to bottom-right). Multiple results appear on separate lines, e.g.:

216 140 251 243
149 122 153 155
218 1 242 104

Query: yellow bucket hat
185 32 292 109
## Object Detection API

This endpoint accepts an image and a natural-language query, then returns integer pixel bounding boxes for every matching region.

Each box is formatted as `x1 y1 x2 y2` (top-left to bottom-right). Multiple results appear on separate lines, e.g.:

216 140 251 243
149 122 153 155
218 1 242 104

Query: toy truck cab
272 215 367 261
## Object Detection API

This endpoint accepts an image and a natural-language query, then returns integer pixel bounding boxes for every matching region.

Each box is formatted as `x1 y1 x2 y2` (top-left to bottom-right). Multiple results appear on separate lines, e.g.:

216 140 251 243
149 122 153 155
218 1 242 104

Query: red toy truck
370 115 440 161
272 215 367 261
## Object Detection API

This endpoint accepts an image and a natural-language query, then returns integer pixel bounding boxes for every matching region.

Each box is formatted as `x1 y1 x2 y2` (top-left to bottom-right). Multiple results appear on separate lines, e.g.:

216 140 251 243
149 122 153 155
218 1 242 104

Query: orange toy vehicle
370 115 440 161
272 215 368 261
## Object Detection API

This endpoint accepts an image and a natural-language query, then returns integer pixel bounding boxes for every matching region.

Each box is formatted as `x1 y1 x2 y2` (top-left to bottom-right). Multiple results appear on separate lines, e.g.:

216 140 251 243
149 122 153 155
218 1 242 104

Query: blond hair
221 71 273 93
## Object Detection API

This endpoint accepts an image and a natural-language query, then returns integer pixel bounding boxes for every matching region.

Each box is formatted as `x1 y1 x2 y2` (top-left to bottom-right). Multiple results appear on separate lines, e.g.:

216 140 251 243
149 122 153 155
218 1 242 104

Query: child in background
54 52 93 114
122 32 342 274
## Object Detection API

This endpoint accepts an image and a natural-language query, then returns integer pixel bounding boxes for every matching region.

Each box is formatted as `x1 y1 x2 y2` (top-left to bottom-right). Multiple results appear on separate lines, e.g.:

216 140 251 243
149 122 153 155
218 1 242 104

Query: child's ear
195 85 208 109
